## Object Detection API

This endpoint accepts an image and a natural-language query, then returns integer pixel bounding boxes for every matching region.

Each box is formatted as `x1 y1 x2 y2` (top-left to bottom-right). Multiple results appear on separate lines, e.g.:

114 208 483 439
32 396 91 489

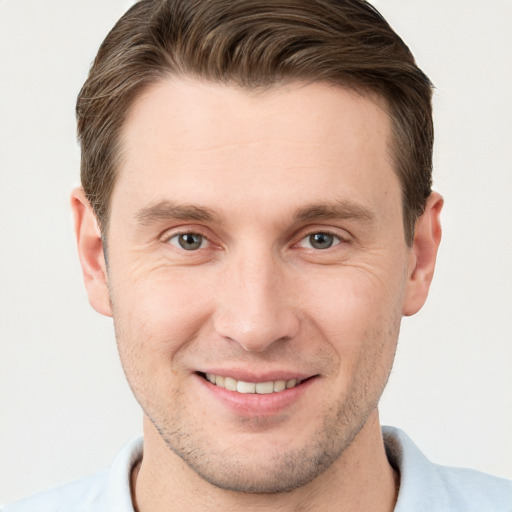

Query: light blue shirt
3 427 511 511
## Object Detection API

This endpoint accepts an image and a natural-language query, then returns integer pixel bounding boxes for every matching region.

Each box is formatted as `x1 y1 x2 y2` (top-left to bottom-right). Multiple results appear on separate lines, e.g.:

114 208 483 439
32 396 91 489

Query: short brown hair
77 0 433 244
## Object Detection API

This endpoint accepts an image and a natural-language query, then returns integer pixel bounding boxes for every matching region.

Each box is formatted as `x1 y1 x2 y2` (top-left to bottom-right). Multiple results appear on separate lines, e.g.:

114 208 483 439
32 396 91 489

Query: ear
71 187 112 317
403 192 443 316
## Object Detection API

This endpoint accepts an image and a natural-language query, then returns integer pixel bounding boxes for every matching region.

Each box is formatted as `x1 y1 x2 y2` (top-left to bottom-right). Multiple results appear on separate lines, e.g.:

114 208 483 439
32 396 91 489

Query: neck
131 411 398 512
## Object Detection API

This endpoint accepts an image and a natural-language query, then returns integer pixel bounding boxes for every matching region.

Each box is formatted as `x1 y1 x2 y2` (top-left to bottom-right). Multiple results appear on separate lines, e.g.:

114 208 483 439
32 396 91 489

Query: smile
201 372 303 394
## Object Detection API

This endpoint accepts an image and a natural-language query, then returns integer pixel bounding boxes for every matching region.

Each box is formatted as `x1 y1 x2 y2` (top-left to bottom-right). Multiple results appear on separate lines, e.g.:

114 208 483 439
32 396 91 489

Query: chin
175 446 337 494
153 407 369 495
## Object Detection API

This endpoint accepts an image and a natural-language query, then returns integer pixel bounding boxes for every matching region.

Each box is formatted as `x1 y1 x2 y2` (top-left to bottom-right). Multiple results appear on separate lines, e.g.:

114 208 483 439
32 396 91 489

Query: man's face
93 79 420 492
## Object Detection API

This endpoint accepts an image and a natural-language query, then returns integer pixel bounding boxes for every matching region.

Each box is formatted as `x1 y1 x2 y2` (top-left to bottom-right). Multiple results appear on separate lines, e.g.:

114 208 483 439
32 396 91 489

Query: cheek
110 267 216 362
305 273 402 412
298 266 405 369
303 266 404 328
110 272 215 414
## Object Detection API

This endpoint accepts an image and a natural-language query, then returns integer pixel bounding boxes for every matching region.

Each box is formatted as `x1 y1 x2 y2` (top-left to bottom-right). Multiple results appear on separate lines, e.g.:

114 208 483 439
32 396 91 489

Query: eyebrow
134 198 375 227
295 200 376 223
135 200 221 225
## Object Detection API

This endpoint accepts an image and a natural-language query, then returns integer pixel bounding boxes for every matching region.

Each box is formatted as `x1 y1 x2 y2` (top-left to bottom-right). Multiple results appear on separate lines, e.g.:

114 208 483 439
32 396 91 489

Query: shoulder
1 471 110 512
2 436 142 512
383 426 512 512
433 464 512 510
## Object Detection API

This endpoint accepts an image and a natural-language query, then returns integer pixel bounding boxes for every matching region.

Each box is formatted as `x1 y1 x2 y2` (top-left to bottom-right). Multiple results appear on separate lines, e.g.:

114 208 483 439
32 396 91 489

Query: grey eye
307 232 336 250
168 233 206 250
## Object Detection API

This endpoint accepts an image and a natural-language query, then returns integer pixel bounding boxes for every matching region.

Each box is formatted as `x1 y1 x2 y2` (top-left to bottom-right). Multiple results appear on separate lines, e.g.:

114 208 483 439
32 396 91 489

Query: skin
72 79 442 511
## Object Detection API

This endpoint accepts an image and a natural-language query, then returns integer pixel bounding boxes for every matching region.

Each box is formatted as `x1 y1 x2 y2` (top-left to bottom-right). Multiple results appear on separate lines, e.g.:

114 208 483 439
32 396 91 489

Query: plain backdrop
1 0 511 505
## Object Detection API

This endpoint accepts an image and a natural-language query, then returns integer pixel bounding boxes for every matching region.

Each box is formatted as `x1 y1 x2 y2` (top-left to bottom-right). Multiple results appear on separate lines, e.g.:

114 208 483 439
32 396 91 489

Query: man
4 0 511 510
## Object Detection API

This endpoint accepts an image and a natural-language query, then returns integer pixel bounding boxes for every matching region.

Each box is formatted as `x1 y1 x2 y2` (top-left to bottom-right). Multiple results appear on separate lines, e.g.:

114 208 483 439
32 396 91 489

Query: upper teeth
205 373 299 394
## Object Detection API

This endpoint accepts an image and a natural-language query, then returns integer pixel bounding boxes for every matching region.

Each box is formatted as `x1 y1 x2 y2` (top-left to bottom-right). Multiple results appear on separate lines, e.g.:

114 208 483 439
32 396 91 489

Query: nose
213 249 300 352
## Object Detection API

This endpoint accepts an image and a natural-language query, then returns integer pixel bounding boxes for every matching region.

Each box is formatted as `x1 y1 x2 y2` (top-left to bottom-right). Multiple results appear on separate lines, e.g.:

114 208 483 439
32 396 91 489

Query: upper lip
196 369 316 383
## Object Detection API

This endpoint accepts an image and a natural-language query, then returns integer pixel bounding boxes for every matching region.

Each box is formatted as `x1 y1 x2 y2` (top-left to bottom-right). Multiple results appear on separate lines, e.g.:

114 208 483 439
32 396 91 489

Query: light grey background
1 0 511 505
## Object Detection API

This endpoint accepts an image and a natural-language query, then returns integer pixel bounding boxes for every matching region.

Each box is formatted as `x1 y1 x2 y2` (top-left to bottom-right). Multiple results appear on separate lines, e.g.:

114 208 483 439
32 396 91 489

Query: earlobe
71 187 112 317
403 192 443 316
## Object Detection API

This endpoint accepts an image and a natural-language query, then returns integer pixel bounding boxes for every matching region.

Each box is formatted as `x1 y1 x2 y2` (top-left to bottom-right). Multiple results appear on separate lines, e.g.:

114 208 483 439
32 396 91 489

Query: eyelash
164 229 346 252
296 231 343 250
166 232 211 251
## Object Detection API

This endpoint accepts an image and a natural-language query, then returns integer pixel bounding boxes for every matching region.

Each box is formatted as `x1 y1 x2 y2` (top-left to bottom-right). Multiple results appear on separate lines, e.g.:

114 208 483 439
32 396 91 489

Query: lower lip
196 374 317 417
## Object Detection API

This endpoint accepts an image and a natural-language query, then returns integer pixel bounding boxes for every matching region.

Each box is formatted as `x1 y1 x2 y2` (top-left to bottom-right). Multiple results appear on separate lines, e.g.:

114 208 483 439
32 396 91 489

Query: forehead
121 78 391 156
112 78 399 226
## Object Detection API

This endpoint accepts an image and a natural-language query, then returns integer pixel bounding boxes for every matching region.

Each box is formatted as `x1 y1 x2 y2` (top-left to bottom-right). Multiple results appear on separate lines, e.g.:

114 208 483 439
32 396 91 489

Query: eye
299 232 341 250
167 233 209 251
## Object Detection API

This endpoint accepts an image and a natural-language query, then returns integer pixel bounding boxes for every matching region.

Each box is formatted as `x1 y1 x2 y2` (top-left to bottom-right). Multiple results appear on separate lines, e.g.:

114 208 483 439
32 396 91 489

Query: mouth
197 372 314 395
